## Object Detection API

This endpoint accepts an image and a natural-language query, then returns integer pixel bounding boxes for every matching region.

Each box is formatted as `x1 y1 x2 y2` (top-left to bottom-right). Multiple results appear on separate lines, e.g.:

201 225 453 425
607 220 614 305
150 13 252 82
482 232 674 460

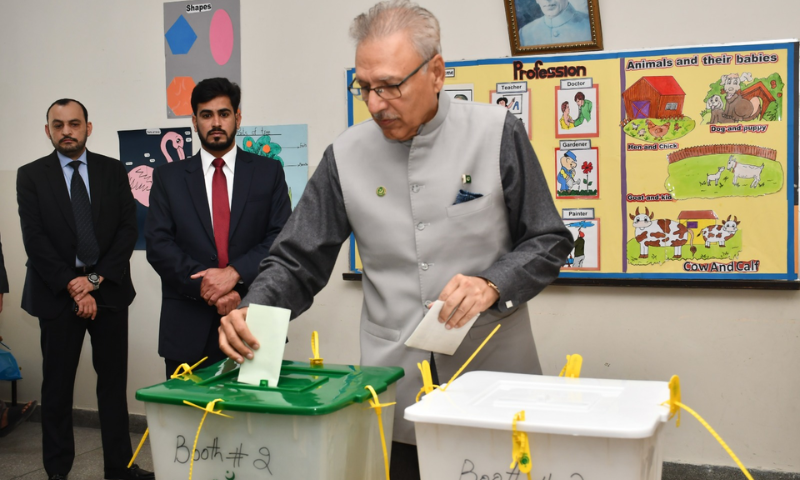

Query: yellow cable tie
666 375 681 427
558 354 583 378
415 360 440 402
127 427 149 468
170 356 208 380
310 331 323 366
441 324 501 392
510 410 533 478
662 375 754 480
183 398 234 418
183 399 233 480
365 385 394 480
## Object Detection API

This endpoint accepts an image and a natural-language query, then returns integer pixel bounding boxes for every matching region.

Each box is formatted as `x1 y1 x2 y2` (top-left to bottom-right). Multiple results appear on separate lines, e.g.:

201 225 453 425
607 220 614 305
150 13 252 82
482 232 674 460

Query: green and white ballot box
136 358 403 479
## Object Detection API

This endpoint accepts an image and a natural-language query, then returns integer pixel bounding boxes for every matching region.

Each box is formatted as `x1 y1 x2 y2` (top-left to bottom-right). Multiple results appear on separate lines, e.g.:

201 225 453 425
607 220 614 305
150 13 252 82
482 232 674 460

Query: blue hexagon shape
165 15 197 55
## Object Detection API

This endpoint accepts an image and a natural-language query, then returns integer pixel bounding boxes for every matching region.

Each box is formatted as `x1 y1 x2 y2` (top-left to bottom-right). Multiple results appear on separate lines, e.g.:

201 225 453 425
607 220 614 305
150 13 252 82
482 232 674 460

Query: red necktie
212 158 230 268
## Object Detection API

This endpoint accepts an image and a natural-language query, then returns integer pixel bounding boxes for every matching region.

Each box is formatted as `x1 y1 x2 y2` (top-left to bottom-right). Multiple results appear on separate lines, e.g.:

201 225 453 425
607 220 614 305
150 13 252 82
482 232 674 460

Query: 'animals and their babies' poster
347 41 798 282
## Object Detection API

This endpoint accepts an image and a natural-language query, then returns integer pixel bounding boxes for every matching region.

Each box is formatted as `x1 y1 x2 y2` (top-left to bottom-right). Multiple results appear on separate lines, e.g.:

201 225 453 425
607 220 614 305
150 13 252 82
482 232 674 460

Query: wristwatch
87 273 100 291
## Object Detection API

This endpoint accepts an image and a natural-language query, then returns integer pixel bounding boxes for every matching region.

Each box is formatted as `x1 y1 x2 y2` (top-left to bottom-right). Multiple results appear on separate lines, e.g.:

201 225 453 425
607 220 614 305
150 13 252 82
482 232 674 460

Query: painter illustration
621 76 696 142
664 144 782 199
562 219 599 270
627 206 743 265
119 128 193 249
555 147 598 199
701 71 783 124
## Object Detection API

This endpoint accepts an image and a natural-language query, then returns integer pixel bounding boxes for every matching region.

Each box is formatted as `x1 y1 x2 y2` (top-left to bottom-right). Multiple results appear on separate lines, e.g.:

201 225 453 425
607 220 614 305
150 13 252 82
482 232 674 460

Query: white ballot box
137 358 402 480
405 371 670 480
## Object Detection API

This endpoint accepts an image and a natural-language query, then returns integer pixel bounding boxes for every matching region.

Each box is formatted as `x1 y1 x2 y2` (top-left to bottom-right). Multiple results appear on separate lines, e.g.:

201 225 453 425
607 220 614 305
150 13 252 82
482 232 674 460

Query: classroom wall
0 0 797 473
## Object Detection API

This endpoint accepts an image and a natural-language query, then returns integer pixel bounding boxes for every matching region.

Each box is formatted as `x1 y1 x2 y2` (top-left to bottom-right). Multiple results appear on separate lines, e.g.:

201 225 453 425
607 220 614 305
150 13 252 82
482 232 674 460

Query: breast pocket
445 194 492 218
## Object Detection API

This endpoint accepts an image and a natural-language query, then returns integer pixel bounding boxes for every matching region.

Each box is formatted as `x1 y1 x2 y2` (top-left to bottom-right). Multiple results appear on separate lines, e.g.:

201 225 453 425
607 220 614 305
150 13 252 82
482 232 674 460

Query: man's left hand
191 266 241 305
68 275 103 302
437 274 500 330
215 290 241 316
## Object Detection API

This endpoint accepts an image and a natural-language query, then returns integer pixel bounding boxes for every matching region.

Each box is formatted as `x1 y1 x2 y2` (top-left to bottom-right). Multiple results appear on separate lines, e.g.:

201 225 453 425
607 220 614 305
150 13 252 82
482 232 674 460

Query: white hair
350 0 442 61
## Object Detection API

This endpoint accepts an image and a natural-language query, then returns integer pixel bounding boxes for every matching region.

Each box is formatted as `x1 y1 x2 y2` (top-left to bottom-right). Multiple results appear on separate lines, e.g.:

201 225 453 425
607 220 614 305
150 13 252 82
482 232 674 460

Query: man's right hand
219 307 259 363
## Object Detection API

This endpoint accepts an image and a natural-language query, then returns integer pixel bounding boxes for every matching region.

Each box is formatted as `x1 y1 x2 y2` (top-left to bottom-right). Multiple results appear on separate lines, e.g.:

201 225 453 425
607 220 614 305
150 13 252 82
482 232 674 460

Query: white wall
0 0 797 473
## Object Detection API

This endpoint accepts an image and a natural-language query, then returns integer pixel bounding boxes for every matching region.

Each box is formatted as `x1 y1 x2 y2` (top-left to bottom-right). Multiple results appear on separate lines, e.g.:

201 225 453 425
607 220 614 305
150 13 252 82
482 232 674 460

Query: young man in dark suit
145 78 291 378
17 99 153 480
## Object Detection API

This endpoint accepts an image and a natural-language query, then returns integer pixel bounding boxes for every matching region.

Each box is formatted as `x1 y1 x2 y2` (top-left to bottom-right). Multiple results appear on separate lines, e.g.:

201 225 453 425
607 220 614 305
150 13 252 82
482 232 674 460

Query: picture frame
503 0 603 56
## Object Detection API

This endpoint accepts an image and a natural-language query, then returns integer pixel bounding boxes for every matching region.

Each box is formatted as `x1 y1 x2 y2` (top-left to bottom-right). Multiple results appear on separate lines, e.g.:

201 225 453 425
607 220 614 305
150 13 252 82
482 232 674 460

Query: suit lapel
229 148 254 238
86 151 103 224
184 155 215 244
44 152 77 235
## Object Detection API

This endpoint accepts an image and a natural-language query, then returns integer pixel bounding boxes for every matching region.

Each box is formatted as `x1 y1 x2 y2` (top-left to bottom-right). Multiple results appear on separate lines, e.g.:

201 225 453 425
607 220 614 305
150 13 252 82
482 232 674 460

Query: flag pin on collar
462 174 472 184
376 186 386 197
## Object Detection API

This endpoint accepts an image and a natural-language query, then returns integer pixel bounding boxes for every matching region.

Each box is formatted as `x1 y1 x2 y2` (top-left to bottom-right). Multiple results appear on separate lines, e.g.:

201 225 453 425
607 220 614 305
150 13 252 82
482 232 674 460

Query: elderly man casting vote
219 0 573 477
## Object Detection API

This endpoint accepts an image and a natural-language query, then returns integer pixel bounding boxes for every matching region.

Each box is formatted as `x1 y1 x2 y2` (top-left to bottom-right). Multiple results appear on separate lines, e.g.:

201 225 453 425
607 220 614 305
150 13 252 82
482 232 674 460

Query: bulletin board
347 40 799 287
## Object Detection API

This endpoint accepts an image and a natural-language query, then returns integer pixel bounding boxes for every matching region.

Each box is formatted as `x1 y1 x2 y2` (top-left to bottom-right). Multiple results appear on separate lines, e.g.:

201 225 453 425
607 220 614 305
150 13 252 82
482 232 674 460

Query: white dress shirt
199 147 236 228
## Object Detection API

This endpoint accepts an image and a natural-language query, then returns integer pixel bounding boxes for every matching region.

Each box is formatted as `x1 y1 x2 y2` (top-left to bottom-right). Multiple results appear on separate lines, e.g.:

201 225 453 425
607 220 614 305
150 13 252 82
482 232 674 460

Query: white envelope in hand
404 300 479 355
237 304 291 387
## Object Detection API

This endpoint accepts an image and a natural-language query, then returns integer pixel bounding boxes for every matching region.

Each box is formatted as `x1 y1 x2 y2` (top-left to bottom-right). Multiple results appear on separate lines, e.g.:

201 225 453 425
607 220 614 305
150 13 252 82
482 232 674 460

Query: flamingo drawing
128 131 186 206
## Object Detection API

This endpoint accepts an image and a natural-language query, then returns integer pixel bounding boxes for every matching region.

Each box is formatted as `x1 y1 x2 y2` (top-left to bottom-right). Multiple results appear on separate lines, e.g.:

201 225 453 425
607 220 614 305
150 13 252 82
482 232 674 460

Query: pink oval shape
209 10 234 66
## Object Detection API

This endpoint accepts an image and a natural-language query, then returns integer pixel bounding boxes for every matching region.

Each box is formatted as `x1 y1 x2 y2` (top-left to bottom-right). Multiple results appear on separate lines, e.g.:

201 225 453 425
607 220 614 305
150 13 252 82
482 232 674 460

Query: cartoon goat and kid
630 207 740 259
706 155 764 188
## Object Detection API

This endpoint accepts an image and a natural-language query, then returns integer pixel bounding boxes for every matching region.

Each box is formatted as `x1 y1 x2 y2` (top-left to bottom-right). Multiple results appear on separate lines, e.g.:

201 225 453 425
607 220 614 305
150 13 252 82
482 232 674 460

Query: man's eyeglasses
348 57 432 101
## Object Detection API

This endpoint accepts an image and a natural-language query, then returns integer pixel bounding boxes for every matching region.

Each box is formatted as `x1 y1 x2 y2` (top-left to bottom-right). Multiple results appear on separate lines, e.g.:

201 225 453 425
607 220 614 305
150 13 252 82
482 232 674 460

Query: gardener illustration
558 150 578 191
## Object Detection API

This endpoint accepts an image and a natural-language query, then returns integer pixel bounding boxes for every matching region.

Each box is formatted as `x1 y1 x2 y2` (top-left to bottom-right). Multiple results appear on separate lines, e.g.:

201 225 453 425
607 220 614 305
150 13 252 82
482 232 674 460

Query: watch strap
486 280 500 296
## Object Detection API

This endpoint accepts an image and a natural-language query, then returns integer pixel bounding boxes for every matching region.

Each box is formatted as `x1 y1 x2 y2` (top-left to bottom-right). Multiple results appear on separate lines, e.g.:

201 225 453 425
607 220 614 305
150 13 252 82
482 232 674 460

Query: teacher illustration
519 0 591 47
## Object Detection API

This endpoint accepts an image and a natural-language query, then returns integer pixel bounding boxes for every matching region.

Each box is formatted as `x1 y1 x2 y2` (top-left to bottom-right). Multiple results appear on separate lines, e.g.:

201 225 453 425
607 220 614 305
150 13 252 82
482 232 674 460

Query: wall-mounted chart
347 41 798 284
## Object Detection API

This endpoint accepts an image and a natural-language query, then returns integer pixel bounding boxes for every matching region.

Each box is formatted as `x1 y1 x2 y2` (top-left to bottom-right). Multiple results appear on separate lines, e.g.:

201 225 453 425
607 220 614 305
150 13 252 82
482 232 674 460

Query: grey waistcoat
334 93 540 444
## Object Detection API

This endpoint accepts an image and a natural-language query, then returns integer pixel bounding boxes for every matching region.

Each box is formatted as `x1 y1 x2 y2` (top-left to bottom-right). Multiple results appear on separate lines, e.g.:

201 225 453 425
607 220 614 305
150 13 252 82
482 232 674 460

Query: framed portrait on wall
504 0 603 56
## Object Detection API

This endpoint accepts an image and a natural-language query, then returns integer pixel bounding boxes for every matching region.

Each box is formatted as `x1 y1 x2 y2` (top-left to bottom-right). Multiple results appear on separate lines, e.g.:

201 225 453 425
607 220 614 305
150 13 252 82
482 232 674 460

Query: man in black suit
17 99 153 480
146 78 291 378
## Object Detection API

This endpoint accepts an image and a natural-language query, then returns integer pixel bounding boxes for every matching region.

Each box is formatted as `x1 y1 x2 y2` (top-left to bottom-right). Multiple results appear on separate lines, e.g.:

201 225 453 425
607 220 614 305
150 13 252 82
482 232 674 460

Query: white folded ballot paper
404 300 479 355
237 304 291 387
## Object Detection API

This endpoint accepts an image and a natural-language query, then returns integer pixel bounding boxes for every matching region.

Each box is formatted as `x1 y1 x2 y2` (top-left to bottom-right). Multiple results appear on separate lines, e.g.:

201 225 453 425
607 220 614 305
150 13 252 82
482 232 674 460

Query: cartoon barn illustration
678 210 718 237
623 76 686 120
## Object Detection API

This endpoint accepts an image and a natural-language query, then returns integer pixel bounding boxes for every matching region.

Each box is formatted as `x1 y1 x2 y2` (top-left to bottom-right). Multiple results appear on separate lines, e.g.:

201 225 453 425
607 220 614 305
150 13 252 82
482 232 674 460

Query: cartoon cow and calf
630 206 740 258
